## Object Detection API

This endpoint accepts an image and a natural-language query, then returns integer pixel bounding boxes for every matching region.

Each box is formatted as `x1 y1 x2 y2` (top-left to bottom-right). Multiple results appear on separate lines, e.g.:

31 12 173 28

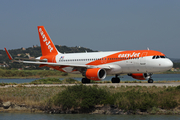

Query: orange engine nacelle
85 68 106 81
129 73 150 80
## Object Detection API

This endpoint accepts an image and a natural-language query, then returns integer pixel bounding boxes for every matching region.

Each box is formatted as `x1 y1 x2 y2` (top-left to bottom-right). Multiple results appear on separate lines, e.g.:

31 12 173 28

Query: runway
1 82 180 88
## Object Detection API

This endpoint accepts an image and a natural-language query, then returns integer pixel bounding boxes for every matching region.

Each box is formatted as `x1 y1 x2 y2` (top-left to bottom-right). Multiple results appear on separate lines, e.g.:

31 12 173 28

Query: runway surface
1 82 180 88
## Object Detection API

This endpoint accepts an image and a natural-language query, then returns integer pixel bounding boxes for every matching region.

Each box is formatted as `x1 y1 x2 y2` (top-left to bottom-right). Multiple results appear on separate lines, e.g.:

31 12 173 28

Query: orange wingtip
4 48 13 60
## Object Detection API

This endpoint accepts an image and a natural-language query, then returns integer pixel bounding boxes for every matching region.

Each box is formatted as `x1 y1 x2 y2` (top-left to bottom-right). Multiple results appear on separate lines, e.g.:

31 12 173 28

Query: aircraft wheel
148 79 153 83
81 78 85 83
111 77 120 83
111 78 115 83
82 78 90 84
116 78 120 83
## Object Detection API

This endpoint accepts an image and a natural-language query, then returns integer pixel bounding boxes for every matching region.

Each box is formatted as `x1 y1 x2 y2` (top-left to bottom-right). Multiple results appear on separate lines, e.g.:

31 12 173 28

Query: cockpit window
156 56 160 59
160 56 165 58
152 55 166 59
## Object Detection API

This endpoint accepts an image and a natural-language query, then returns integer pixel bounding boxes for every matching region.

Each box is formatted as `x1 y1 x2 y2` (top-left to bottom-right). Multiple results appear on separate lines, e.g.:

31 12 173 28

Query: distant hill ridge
170 58 180 63
0 46 180 69
0 45 96 63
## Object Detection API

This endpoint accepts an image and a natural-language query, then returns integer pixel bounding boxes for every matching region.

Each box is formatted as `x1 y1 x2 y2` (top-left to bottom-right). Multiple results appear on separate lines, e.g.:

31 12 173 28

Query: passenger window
152 56 155 59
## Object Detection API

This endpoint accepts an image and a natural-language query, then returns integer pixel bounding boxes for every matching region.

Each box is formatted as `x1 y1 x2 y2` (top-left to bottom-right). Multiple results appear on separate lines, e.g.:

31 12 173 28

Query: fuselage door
139 52 148 72
140 52 148 65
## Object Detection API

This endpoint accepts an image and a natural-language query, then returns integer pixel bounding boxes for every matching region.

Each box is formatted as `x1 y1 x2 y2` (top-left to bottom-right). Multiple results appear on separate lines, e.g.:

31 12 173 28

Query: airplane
4 26 173 83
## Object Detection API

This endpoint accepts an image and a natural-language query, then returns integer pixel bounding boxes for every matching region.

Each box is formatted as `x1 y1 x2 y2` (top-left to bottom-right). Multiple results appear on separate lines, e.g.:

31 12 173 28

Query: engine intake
85 68 106 81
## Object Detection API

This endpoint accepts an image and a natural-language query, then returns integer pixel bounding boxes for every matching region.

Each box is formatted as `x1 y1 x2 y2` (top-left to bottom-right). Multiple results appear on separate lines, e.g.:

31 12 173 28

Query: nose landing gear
111 74 120 83
148 78 153 83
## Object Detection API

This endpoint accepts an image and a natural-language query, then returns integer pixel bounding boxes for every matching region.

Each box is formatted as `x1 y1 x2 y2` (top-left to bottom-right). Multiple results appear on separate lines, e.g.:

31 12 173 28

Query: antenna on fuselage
147 47 150 50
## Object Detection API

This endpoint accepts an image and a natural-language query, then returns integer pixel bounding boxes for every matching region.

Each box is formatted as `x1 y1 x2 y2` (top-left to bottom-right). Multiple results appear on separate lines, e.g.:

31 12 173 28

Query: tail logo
39 28 53 52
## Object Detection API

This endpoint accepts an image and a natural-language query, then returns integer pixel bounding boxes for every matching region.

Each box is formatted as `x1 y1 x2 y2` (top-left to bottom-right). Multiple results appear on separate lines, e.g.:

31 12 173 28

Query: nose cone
164 59 173 70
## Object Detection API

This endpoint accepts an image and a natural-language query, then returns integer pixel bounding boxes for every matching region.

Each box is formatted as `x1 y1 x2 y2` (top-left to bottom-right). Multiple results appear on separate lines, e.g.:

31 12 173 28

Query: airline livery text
118 52 141 58
39 28 53 52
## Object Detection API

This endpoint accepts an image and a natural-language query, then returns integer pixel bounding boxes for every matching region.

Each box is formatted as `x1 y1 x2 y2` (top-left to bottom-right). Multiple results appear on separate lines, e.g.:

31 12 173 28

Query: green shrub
52 85 110 109
62 78 80 84
61 72 68 76
115 90 157 111
30 78 62 84
176 85 180 90
160 97 177 109
114 89 178 111
166 87 174 92
0 83 8 86
0 69 5 77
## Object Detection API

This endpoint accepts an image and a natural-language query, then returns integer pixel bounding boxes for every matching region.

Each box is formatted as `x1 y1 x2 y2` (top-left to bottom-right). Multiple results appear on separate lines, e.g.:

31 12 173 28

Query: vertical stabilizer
37 26 60 56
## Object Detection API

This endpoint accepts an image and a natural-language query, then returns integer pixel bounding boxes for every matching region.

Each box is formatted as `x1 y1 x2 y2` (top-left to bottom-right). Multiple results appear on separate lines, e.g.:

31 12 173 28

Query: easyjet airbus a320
5 26 173 83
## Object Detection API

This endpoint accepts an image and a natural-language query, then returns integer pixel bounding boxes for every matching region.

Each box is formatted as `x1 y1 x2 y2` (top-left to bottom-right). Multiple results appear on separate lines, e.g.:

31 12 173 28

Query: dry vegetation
0 84 180 113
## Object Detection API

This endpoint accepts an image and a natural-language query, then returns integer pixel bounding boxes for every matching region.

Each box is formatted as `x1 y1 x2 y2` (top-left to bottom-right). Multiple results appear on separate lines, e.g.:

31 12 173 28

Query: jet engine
85 68 106 81
128 73 151 80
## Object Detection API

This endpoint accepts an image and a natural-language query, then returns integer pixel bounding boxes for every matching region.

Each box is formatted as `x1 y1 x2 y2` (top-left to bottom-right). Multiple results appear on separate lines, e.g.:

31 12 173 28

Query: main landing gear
111 75 120 83
148 78 153 83
81 78 91 84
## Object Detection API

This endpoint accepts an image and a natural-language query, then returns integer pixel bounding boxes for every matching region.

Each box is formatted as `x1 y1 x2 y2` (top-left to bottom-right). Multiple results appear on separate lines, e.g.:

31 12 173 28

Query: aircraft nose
165 59 173 70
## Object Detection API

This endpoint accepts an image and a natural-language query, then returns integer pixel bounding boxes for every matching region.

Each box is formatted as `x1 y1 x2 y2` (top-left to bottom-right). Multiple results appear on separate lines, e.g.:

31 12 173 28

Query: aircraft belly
62 67 74 73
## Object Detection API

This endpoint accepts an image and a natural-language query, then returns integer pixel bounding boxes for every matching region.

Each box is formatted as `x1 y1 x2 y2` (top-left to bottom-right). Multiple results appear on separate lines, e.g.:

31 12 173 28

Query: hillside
0 45 96 69
0 46 180 69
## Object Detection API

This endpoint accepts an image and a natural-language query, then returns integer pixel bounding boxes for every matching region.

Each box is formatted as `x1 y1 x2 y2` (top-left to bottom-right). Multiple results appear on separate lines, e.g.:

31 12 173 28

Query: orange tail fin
37 26 60 56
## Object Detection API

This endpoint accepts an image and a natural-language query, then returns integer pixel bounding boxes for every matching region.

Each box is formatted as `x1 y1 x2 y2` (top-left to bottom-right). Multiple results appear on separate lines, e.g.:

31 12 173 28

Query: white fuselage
53 51 173 75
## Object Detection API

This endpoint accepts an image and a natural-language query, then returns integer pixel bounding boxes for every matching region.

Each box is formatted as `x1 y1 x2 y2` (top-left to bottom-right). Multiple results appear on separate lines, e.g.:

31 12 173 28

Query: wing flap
20 61 111 69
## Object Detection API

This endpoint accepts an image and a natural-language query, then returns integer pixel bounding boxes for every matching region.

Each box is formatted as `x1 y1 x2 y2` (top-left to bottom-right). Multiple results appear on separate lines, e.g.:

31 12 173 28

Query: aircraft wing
14 57 47 62
4 48 111 69
20 61 111 69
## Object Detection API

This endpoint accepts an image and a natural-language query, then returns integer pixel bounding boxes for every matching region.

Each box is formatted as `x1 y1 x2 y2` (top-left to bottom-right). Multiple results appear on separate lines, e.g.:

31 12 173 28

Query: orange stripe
86 50 164 66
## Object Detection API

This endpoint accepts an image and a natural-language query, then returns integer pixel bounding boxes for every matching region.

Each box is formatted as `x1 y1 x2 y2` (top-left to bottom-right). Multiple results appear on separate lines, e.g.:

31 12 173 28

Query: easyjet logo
118 52 140 58
39 28 53 52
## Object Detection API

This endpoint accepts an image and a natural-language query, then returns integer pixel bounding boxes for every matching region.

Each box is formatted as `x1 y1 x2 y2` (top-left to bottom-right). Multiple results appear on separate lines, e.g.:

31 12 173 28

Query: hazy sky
0 0 180 58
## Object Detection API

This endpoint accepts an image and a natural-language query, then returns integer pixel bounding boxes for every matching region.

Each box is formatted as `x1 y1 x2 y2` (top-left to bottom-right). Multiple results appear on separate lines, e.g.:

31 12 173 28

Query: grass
0 84 180 113
0 69 82 78
0 86 65 106
30 78 62 84
30 78 81 84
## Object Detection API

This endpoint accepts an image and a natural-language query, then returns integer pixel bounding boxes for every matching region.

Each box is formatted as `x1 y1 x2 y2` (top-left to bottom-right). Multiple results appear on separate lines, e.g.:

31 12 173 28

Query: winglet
4 48 13 60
